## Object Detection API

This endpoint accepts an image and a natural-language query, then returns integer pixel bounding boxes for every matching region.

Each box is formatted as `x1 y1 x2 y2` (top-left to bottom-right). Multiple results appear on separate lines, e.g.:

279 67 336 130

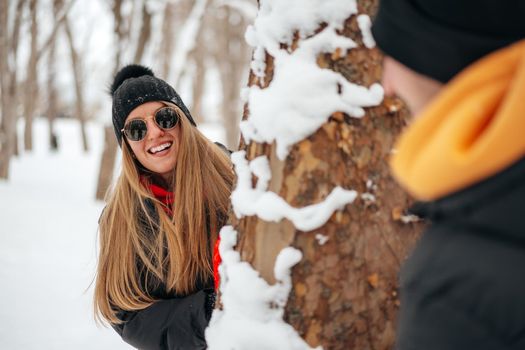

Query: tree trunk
95 126 117 200
189 27 206 124
96 0 126 200
35 0 73 63
9 0 26 157
158 2 175 79
133 0 152 64
65 15 89 152
231 1 422 349
0 0 13 178
46 32 59 151
23 0 38 151
46 0 60 151
212 6 250 150
216 8 236 149
111 0 124 76
171 0 208 87
0 0 26 177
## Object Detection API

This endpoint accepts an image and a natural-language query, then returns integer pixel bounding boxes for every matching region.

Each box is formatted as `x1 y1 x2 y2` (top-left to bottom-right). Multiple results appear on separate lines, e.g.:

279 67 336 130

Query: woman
94 64 234 350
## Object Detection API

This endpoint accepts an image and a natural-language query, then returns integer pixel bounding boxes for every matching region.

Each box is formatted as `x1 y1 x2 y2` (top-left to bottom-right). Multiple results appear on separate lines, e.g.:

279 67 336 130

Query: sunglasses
122 107 180 142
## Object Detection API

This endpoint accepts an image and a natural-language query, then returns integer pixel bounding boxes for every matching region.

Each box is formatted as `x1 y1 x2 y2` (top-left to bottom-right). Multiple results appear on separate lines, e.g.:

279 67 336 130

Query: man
372 1 525 349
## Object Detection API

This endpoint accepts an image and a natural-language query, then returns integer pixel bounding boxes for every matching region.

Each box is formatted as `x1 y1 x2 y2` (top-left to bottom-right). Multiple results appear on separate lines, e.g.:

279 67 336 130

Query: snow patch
246 0 358 67
240 86 250 103
241 28 383 159
0 118 132 349
315 233 329 246
231 151 358 231
242 1 383 159
206 226 321 350
400 214 420 224
357 14 376 48
361 192 376 202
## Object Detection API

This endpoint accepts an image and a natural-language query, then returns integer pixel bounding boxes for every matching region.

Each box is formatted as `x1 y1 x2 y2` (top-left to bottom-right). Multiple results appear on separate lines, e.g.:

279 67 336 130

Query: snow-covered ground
0 118 224 350
0 119 132 349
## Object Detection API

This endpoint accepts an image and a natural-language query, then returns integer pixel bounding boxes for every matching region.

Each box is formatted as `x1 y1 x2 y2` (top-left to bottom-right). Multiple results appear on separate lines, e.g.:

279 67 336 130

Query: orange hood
391 40 525 201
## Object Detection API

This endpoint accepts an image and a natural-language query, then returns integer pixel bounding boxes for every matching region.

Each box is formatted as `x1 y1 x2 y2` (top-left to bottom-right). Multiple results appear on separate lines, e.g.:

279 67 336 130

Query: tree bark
0 0 14 178
111 0 125 76
95 126 118 200
23 0 39 151
212 7 250 150
19 0 72 153
232 1 422 349
189 25 206 124
158 2 175 79
133 0 152 63
46 30 59 151
65 15 89 152
45 0 62 151
8 0 26 158
35 0 74 63
95 0 125 200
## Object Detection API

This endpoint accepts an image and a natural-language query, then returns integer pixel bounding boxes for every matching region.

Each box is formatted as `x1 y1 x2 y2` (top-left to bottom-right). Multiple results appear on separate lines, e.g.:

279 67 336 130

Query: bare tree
188 21 207 124
23 0 39 151
9 0 26 157
95 0 126 200
20 0 75 152
95 126 118 200
211 6 250 149
64 15 89 152
111 0 125 76
158 1 176 79
228 1 422 349
0 0 27 178
133 0 152 63
46 28 59 150
0 0 14 178
171 0 209 87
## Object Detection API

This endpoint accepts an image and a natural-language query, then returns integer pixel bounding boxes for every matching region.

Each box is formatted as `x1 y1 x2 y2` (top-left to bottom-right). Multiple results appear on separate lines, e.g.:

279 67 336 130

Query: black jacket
397 156 525 350
110 198 216 350
113 290 214 350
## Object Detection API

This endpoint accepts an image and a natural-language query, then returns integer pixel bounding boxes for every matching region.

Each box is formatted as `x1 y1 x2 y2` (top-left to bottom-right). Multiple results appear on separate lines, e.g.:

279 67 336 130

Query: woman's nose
146 118 165 139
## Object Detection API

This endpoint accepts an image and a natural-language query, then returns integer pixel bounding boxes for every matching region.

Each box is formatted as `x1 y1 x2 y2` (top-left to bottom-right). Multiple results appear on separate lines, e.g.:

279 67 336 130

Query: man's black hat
372 0 525 83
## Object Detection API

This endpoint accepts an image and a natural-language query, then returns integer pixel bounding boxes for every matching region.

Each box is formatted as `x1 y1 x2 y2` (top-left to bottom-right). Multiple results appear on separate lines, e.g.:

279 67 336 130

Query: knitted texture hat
371 0 525 83
110 64 197 146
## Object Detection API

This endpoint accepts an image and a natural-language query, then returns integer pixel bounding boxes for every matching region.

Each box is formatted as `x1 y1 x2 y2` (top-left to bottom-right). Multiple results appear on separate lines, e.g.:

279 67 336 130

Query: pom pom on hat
110 64 154 96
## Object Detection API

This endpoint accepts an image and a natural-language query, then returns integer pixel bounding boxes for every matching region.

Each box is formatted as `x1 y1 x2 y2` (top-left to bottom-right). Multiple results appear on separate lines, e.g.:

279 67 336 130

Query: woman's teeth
149 142 172 154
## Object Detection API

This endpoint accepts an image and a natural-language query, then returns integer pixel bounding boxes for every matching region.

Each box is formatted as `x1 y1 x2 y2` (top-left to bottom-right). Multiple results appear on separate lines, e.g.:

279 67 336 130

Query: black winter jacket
397 156 525 350
113 290 213 350
110 198 216 350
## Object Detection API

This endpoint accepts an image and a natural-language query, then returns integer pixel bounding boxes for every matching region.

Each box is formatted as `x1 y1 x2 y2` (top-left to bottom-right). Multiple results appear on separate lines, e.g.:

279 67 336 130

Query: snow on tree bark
216 0 423 349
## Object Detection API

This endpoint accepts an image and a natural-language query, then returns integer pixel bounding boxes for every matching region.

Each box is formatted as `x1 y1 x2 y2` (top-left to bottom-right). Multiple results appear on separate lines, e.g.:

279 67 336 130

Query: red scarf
144 179 222 290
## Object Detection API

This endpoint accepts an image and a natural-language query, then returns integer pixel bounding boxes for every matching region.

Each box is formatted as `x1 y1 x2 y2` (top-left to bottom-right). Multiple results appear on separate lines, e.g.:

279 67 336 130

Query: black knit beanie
371 0 525 83
110 64 197 146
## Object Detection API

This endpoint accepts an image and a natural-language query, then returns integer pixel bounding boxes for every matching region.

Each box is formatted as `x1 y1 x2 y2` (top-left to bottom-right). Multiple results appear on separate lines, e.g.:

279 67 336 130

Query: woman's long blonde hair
94 103 234 324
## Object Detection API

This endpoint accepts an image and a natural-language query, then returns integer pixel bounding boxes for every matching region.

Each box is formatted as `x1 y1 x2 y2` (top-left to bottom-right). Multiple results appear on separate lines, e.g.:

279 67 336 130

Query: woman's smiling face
124 101 181 180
